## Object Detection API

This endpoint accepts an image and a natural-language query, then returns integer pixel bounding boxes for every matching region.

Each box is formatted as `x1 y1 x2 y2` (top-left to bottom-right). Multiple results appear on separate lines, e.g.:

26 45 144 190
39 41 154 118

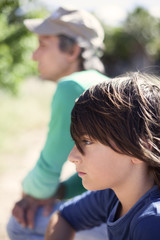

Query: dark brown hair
71 72 160 186
58 34 104 73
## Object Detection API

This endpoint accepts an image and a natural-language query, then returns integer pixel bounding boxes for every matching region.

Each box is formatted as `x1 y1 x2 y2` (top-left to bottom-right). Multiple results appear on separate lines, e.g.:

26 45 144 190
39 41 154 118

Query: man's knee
7 216 25 239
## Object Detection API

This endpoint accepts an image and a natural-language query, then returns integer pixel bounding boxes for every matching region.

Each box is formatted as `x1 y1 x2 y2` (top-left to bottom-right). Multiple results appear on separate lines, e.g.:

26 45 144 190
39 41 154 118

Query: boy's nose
68 145 81 164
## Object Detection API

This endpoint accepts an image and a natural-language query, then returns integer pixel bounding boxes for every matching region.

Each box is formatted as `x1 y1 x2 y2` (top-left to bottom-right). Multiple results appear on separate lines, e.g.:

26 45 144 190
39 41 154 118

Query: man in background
7 5 109 240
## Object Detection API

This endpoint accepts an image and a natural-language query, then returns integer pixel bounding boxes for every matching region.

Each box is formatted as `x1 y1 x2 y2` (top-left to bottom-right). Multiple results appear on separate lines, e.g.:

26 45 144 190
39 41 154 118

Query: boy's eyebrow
81 135 94 140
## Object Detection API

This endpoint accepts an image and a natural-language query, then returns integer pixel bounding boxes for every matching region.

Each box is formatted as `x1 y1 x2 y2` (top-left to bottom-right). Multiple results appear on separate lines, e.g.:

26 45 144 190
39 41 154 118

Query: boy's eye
82 139 93 145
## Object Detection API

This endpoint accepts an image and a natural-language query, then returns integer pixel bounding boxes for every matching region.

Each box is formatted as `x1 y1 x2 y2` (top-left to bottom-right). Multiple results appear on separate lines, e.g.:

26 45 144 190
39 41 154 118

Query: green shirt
22 70 109 199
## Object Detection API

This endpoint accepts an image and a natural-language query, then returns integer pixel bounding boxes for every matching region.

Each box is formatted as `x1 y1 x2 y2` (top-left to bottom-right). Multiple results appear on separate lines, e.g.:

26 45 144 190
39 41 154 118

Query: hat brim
24 18 78 38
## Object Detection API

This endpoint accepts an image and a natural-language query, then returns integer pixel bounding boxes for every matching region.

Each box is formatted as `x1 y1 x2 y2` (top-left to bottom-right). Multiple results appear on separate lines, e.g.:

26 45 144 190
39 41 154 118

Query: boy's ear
67 44 81 62
131 157 143 165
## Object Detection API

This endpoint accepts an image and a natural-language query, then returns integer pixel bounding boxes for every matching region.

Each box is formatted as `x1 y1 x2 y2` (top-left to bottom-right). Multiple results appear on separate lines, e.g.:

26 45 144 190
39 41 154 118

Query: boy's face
32 35 74 82
68 136 134 192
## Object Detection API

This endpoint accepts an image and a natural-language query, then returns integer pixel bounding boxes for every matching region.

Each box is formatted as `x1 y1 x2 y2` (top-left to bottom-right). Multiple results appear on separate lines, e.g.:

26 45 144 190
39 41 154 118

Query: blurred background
1 0 160 239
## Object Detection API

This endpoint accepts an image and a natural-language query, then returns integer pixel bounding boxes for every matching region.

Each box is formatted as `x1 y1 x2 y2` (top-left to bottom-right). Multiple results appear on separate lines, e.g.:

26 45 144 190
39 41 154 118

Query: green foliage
124 7 160 57
104 28 138 59
0 0 48 94
125 8 158 43
104 7 160 57
102 7 160 76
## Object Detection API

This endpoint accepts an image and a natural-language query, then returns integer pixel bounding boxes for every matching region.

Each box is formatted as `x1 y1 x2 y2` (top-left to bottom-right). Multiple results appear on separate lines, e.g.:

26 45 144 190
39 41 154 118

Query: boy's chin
82 182 104 191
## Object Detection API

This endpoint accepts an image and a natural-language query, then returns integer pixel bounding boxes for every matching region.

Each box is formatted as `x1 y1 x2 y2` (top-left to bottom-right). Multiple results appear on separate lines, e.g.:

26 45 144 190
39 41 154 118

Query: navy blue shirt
60 186 160 240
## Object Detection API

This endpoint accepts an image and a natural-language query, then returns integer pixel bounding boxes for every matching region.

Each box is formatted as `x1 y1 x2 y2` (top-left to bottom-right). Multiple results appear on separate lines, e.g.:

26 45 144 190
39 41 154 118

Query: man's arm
22 81 84 199
45 212 75 240
12 81 85 228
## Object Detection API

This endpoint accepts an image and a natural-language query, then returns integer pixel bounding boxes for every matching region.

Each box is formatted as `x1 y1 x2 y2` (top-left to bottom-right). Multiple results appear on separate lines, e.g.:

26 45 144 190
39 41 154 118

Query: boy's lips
76 169 86 177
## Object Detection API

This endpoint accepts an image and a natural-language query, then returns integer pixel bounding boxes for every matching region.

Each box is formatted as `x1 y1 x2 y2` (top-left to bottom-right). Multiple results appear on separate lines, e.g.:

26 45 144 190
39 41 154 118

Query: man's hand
12 194 58 229
12 183 65 229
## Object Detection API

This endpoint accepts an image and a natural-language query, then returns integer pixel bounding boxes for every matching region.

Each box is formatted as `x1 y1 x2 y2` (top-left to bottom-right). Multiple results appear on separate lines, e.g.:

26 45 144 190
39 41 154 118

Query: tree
124 7 160 60
102 7 160 77
0 0 47 93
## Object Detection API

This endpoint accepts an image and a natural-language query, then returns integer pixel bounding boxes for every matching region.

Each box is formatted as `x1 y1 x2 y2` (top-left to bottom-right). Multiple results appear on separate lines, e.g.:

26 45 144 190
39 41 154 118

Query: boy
45 72 160 240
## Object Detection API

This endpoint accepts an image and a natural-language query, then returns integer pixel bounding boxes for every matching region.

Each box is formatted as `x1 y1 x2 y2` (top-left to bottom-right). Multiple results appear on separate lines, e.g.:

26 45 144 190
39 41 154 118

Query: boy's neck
114 168 154 219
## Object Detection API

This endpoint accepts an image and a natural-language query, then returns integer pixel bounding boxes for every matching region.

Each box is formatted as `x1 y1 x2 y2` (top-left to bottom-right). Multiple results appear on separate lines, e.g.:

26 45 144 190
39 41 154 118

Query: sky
36 0 160 26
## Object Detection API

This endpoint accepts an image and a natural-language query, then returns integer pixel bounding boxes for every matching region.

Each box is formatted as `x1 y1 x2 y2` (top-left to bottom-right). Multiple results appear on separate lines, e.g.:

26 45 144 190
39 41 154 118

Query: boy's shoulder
132 213 160 239
131 186 160 239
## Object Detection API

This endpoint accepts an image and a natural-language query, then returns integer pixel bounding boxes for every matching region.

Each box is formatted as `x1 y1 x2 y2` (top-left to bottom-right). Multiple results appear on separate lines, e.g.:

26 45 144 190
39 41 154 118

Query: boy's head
71 72 160 183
